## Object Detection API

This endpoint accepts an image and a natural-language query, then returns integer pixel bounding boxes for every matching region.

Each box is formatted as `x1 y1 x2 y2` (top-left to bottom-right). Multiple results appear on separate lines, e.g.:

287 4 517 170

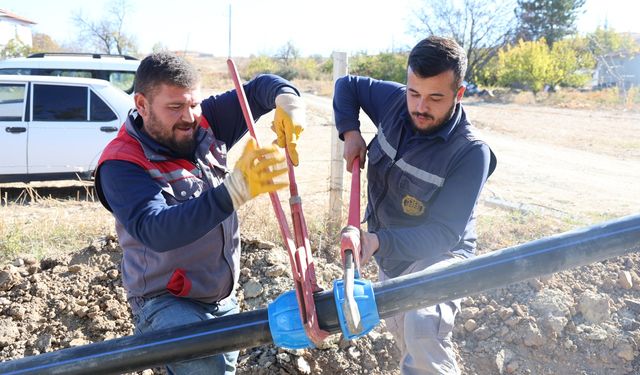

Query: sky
2 0 639 57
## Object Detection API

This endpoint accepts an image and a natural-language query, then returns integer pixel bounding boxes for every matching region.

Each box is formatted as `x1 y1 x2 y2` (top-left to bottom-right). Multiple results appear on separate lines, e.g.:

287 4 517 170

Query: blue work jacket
333 75 497 277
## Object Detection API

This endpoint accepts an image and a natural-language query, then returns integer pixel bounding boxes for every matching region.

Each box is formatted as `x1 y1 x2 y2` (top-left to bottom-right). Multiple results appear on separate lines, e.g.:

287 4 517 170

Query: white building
0 9 36 50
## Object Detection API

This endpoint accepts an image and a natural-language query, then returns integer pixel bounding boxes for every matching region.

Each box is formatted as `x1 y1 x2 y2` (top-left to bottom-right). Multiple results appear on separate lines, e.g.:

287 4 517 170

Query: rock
0 320 20 347
36 334 53 352
460 307 480 320
495 348 514 374
295 356 312 374
265 264 287 277
498 307 514 321
578 291 611 324
618 270 633 289
474 325 494 340
69 338 90 347
544 316 568 336
616 341 635 361
464 319 478 332
625 298 640 314
244 279 264 298
106 269 119 279
276 352 290 363
512 304 527 318
630 270 640 291
0 266 20 291
522 322 544 347
506 360 520 374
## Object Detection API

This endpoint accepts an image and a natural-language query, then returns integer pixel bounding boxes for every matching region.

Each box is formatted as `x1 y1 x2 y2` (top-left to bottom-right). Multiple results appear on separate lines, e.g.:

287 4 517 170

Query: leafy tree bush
349 52 407 83
496 39 552 93
242 55 278 79
496 38 593 94
1 38 30 59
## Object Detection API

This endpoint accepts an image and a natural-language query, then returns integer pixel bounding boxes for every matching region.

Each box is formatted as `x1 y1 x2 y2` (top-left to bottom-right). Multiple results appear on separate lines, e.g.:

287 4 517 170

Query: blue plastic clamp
333 278 380 340
267 290 315 349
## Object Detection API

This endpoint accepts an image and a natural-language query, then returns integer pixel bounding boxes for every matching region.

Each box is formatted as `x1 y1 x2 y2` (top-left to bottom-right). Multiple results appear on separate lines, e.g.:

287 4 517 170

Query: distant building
0 9 36 50
594 33 640 88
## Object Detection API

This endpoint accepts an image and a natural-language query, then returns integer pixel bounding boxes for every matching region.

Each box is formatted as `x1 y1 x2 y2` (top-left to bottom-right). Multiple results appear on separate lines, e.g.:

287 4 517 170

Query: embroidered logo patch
402 195 425 216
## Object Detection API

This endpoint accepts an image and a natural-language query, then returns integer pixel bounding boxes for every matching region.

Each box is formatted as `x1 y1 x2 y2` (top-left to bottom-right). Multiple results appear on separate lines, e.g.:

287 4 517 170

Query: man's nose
182 107 195 123
416 98 429 113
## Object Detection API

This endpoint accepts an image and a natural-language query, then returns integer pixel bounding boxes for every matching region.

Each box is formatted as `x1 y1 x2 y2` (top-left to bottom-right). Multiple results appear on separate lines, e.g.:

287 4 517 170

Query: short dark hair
408 36 467 89
134 51 200 98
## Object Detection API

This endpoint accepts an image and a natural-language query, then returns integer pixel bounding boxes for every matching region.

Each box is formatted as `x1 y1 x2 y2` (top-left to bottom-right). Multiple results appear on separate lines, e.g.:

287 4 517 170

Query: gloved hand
272 93 305 166
224 138 288 209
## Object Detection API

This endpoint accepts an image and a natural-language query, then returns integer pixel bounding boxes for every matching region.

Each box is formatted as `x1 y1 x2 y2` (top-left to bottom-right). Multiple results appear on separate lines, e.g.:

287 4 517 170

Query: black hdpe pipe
2 213 639 374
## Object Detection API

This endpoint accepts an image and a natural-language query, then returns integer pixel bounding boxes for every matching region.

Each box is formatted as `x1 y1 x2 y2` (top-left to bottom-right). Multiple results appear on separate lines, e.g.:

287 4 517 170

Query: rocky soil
1 234 639 374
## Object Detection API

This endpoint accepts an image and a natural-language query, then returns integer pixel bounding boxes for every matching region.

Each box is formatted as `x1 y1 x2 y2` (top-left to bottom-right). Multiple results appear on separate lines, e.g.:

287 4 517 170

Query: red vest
95 115 240 310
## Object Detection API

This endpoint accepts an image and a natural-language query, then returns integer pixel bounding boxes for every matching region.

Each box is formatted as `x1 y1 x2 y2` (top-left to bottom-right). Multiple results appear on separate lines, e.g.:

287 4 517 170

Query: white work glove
224 138 288 209
271 93 305 166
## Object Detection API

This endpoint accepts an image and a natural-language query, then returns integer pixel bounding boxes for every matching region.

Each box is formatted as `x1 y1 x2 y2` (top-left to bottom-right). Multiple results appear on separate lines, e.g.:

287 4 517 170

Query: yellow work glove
223 138 288 209
271 93 305 166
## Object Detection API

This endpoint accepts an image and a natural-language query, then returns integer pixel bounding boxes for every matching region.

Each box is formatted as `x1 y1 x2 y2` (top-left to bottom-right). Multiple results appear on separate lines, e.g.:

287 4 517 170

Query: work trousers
379 254 464 375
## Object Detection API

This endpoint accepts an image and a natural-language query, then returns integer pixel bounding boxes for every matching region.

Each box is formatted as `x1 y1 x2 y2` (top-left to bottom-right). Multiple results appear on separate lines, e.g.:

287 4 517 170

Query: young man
334 36 497 374
94 51 304 375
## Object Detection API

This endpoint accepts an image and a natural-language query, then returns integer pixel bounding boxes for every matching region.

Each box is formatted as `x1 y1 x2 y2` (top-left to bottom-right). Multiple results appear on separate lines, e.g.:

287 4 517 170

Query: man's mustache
411 111 434 120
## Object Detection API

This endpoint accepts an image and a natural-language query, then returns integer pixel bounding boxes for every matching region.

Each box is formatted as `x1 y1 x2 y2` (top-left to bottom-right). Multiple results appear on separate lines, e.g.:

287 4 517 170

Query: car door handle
100 126 118 133
5 127 27 133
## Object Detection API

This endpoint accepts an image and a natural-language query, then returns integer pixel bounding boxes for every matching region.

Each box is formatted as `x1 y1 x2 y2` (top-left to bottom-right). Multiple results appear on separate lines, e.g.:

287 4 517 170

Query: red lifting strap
226 59 329 345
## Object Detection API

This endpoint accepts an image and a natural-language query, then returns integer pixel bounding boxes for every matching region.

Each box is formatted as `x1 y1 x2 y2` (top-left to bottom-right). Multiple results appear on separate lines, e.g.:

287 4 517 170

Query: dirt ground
1 94 639 374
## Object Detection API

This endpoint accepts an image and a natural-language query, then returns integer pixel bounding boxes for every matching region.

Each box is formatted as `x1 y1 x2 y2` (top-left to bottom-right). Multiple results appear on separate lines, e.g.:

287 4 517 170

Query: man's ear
456 86 466 101
134 93 148 117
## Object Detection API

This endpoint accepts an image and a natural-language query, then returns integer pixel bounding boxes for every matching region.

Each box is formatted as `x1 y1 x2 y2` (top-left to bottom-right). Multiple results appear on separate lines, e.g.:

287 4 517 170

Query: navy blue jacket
333 75 496 277
99 74 298 251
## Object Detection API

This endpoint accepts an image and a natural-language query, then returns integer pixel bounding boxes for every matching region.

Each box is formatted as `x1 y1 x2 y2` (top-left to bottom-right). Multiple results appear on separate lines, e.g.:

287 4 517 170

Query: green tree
515 0 586 46
496 37 592 94
72 0 137 54
586 27 640 57
1 38 30 59
496 39 553 94
243 55 278 80
549 37 593 88
412 0 516 82
350 52 408 83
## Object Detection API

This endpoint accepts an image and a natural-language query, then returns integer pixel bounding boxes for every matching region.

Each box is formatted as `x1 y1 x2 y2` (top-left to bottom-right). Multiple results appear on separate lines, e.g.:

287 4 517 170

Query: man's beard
147 110 197 159
410 101 456 135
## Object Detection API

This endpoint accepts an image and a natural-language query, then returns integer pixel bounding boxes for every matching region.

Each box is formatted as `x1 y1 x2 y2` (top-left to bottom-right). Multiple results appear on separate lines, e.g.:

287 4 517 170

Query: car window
0 83 26 121
48 69 93 79
90 91 117 121
109 72 136 93
33 84 88 121
0 68 32 75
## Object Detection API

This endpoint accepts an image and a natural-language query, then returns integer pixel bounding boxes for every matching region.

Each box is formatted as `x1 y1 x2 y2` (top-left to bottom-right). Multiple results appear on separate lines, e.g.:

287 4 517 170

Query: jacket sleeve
333 75 404 139
374 143 492 262
98 159 236 252
200 74 300 150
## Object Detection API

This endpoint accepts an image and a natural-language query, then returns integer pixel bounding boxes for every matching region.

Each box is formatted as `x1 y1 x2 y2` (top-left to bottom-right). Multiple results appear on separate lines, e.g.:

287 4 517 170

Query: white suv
0 74 133 183
0 53 139 94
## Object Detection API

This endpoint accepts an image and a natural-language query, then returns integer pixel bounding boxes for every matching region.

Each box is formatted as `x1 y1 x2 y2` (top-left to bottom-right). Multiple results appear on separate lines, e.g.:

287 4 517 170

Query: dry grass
0 197 113 263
